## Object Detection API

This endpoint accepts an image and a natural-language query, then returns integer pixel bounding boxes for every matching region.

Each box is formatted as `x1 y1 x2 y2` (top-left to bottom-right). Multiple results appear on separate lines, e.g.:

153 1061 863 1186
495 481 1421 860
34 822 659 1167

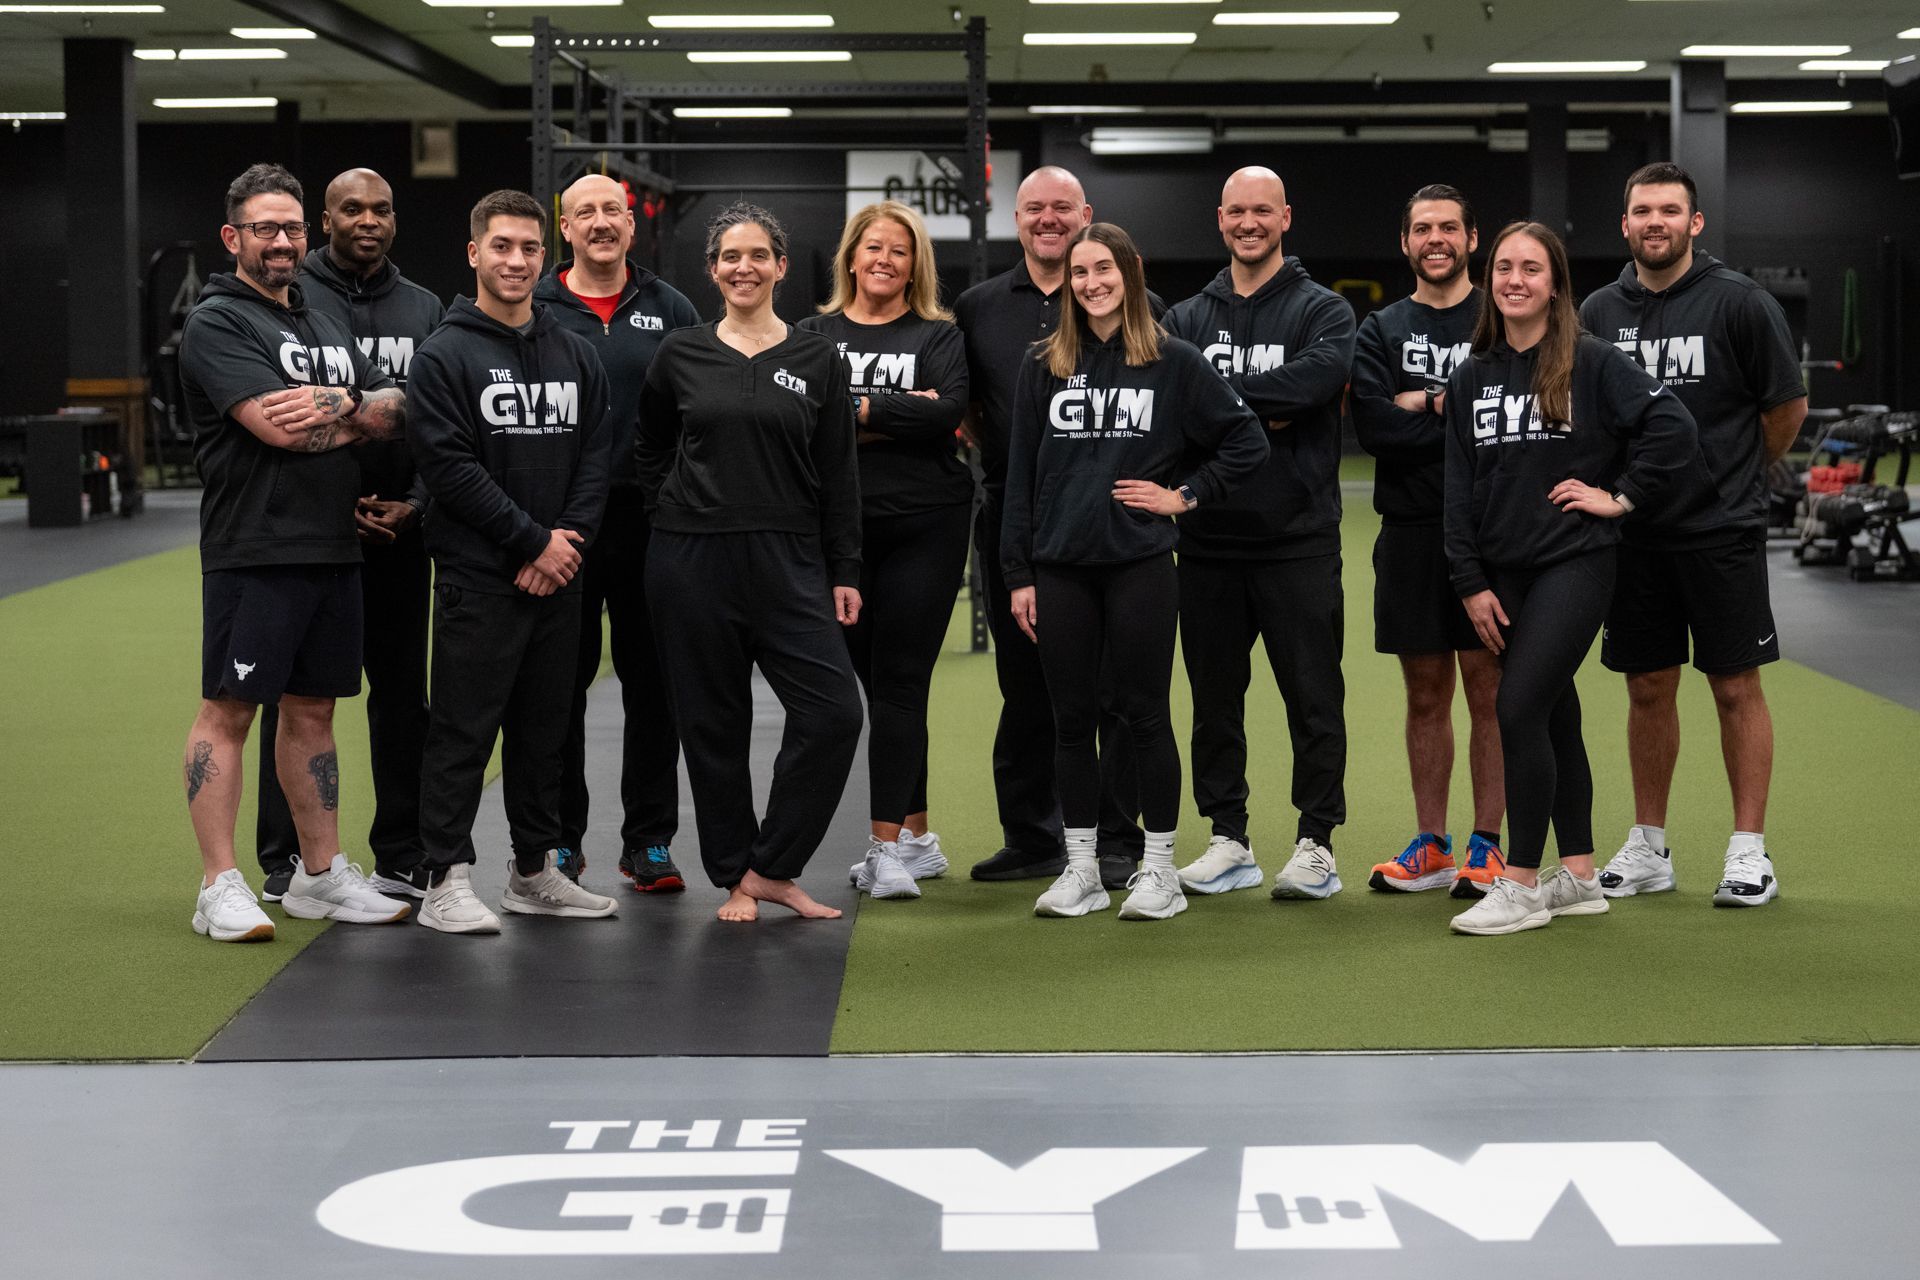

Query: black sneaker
369 863 433 900
555 846 587 883
1098 850 1142 890
969 846 1068 881
261 854 297 902
620 845 686 893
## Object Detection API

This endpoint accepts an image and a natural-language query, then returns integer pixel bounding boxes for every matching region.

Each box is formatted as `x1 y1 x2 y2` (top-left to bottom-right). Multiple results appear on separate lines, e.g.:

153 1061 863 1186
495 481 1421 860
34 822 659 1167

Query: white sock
1635 824 1667 855
1729 830 1766 856
1064 827 1098 871
1143 829 1176 871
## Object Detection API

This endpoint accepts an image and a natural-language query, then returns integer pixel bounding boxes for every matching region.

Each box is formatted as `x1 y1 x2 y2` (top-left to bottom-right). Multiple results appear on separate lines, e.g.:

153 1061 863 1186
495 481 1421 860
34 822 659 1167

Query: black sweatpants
845 503 971 824
1178 552 1347 846
559 491 678 855
417 582 581 872
646 529 864 887
977 489 1144 857
256 530 430 873
1033 555 1183 833
1485 548 1616 870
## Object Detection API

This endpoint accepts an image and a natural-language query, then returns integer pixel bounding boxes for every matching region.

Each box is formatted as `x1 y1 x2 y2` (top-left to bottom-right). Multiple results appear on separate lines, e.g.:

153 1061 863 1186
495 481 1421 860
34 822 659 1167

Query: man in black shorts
1351 184 1506 899
1582 162 1807 907
254 167 445 904
178 163 414 941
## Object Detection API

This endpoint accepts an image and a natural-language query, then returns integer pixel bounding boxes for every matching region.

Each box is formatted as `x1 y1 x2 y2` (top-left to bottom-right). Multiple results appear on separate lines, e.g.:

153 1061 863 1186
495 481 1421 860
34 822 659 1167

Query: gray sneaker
854 840 920 899
1271 838 1342 900
1118 864 1188 920
1449 875 1551 936
1541 866 1609 918
502 850 618 919
1033 864 1111 918
419 865 501 935
281 854 412 924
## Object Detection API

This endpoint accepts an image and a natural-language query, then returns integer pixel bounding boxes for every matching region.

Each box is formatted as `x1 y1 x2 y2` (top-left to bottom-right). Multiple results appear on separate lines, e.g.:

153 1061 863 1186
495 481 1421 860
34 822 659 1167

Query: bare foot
739 869 842 919
717 887 759 922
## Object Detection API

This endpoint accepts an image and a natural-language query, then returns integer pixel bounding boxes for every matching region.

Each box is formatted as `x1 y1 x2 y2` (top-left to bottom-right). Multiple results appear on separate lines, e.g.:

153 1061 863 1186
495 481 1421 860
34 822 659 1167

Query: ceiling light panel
1728 100 1853 113
153 97 278 108
685 50 851 62
1682 45 1850 57
1487 60 1647 73
649 15 834 26
1024 32 1198 45
1213 11 1399 25
230 27 312 38
672 106 796 117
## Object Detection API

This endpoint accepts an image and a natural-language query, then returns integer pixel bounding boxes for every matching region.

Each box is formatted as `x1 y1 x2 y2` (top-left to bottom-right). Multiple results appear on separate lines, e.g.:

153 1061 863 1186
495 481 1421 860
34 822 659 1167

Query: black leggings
1033 555 1181 833
844 503 971 824
1486 548 1617 869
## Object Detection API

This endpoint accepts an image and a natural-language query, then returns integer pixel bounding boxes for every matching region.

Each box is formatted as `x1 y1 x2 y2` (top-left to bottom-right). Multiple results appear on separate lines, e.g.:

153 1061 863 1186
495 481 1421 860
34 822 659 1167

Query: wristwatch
343 385 365 417
1425 381 1445 415
1611 491 1636 513
1178 484 1199 511
853 394 866 420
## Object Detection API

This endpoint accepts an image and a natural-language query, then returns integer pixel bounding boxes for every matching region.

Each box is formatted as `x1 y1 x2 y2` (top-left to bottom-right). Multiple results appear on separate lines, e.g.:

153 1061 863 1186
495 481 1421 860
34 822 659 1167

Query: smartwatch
1178 484 1199 511
343 384 365 417
1611 491 1636 513
1424 381 1445 415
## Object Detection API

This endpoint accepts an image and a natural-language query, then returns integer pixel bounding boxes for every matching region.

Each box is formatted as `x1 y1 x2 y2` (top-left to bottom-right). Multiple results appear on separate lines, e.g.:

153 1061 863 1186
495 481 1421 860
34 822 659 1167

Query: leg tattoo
308 750 340 812
184 740 219 805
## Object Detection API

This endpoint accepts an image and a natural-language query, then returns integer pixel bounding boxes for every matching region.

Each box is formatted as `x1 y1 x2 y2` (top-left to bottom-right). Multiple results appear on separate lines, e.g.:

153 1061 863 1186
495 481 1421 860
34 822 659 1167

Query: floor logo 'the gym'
315 1119 1777 1256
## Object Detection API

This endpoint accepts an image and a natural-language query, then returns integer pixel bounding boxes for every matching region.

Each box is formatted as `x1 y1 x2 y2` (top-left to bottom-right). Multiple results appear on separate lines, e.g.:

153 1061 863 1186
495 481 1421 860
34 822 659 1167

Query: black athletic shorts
1372 522 1479 655
201 564 364 704
1601 533 1779 676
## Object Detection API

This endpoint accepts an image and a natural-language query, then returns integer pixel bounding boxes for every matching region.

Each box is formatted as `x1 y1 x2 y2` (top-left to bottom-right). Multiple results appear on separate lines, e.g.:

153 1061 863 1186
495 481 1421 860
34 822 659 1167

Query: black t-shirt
796 310 972 518
1351 292 1482 525
179 273 392 573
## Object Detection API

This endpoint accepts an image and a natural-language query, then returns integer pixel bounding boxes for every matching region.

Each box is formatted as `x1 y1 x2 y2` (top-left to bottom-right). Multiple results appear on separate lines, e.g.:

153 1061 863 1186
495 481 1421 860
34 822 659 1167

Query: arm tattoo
308 750 340 812
297 420 346 453
184 740 219 805
348 387 406 440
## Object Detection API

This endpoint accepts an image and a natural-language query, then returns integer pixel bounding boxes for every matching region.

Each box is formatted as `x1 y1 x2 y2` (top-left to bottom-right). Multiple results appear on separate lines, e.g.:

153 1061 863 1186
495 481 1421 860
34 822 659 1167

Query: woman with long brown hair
1441 221 1697 936
798 201 970 901
1002 222 1267 921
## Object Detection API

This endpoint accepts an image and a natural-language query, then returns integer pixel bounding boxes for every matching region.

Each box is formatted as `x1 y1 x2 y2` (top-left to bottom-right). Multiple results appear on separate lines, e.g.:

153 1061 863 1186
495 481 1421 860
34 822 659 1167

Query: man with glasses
177 163 414 941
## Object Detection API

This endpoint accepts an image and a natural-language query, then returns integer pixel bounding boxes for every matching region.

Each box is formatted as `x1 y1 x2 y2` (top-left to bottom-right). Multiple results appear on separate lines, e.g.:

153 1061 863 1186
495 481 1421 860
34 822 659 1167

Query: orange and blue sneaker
1450 832 1508 899
1369 833 1456 892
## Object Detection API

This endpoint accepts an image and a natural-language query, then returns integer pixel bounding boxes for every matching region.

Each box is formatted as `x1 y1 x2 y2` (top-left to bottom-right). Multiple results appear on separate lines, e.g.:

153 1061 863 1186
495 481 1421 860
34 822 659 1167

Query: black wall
2 112 1915 417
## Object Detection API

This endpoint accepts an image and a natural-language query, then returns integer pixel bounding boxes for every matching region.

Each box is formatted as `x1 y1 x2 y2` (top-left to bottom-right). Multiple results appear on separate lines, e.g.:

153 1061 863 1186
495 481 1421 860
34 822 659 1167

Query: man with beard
1350 184 1507 899
253 168 445 904
534 173 700 894
178 162 415 940
1580 163 1805 908
953 165 1144 887
1164 166 1356 901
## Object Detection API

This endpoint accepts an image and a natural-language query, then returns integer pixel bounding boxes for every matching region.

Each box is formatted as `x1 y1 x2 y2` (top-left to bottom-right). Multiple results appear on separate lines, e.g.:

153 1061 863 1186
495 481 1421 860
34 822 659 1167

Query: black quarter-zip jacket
299 247 445 507
636 323 862 587
178 272 393 572
1578 252 1804 547
533 259 701 491
1163 258 1357 559
1000 332 1269 589
796 310 973 517
1351 291 1482 525
1442 332 1699 598
406 297 613 594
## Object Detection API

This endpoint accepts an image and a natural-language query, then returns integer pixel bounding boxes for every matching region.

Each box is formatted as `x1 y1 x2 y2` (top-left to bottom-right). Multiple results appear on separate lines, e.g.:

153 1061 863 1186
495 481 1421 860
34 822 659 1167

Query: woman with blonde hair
1002 222 1267 921
799 201 971 901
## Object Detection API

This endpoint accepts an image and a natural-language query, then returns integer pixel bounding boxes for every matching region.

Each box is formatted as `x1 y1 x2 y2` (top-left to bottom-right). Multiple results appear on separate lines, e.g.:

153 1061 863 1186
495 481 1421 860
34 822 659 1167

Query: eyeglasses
234 220 310 241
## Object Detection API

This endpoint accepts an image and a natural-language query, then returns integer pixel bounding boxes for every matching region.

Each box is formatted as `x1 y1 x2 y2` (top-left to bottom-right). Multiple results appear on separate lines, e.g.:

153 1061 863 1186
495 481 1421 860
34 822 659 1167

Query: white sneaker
853 839 921 899
192 868 275 942
1449 875 1551 935
281 854 412 924
1541 866 1609 918
502 850 619 918
1713 847 1779 907
419 865 500 934
1176 835 1263 894
1033 863 1111 918
897 829 950 879
1118 864 1188 920
1598 826 1675 897
1270 838 1342 900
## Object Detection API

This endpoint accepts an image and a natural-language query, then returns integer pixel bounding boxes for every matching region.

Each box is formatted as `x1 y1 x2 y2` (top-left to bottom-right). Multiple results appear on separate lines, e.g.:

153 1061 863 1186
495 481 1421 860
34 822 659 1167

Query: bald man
253 167 446 902
1163 167 1356 901
533 173 700 893
953 165 1148 887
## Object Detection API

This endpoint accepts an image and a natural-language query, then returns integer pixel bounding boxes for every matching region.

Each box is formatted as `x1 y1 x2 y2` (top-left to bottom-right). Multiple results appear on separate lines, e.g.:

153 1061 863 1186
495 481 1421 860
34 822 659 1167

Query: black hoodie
406 297 612 594
1163 258 1356 559
1351 291 1482 524
178 273 393 573
1578 252 1803 546
532 259 700 491
1443 333 1698 598
1001 332 1269 589
299 247 445 506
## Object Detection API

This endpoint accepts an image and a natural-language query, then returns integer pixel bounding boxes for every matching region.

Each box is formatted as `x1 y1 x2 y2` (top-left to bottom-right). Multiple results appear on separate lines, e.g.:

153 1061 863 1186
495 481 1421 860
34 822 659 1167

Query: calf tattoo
184 740 219 804
308 750 340 811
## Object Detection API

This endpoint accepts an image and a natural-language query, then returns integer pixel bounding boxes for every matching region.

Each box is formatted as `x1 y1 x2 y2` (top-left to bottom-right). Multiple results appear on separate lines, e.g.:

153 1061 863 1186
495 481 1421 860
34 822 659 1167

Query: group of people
178 151 1802 945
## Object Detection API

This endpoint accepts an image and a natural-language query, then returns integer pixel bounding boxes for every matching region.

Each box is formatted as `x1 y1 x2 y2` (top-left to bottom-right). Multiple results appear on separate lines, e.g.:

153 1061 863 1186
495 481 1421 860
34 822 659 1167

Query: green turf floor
830 510 1920 1053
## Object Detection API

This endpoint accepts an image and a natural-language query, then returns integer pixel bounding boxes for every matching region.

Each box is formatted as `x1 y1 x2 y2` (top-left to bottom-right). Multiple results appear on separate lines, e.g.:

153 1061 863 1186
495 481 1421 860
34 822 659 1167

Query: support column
1527 101 1569 237
1670 60 1728 250
63 37 144 508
